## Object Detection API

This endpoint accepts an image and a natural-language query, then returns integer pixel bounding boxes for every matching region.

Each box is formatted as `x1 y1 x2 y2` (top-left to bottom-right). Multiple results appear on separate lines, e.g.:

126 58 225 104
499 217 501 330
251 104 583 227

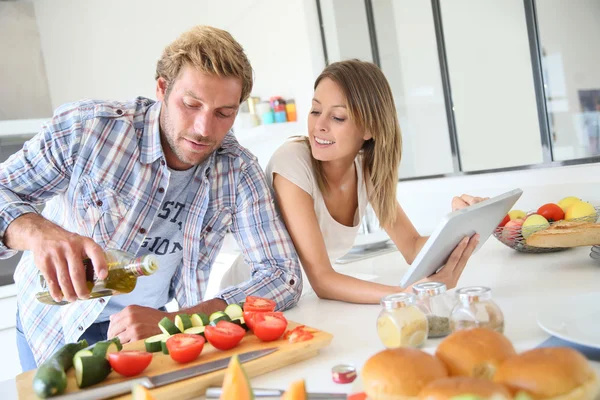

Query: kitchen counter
249 238 600 397
3 238 600 398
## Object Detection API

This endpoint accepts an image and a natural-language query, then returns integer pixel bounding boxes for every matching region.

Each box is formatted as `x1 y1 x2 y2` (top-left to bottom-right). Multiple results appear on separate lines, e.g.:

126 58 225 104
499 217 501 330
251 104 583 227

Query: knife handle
205 387 347 399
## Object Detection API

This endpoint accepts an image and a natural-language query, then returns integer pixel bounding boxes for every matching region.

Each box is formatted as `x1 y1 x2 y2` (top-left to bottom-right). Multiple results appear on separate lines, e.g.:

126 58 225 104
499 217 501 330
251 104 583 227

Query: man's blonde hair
308 59 402 228
155 25 253 103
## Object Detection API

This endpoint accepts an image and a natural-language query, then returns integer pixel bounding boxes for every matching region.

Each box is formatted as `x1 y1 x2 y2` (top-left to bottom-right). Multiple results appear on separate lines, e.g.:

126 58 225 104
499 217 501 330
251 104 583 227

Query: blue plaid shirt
0 97 302 364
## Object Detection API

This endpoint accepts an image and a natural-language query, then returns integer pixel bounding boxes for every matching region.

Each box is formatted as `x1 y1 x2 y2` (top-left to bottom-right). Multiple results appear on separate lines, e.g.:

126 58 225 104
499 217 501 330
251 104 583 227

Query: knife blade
52 347 278 400
206 387 348 399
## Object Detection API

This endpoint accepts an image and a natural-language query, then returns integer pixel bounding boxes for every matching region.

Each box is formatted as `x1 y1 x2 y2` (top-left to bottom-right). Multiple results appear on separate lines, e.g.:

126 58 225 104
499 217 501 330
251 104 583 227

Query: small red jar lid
332 364 357 384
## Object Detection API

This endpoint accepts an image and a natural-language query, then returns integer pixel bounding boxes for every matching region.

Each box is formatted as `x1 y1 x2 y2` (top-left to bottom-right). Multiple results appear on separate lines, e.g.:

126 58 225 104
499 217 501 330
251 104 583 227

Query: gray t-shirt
96 166 196 322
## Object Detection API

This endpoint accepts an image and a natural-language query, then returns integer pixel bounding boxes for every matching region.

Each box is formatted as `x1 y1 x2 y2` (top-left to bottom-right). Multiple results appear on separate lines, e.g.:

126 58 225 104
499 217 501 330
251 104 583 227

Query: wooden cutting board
16 321 333 399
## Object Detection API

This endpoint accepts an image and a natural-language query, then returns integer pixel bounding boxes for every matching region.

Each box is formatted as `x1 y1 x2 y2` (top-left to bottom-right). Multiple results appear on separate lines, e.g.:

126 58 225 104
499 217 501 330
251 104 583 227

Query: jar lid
456 286 492 303
413 282 447 296
381 293 417 309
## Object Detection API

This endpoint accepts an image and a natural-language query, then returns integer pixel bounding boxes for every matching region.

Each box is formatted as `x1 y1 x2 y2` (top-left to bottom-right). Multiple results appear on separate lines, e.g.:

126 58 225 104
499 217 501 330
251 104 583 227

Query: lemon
557 196 581 212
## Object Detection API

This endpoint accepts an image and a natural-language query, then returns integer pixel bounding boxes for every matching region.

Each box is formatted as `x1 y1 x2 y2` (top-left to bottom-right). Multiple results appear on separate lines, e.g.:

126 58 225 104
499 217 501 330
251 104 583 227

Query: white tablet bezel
399 188 523 288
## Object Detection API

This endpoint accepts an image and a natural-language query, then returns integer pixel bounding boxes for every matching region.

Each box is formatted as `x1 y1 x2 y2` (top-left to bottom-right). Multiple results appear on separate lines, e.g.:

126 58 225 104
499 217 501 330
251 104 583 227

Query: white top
218 139 370 296
266 139 369 262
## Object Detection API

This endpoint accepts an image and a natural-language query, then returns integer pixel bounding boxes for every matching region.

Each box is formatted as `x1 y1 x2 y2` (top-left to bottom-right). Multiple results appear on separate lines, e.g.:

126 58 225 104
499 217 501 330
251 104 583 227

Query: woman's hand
451 194 489 212
417 234 480 290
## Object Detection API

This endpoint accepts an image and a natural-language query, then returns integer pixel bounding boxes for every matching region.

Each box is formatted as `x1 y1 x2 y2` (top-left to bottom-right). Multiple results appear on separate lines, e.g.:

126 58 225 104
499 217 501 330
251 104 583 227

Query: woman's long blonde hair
307 59 402 227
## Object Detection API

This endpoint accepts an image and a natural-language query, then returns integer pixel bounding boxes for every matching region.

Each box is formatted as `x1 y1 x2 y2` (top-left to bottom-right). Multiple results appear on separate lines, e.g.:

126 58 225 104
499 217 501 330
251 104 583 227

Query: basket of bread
359 327 599 400
492 196 600 253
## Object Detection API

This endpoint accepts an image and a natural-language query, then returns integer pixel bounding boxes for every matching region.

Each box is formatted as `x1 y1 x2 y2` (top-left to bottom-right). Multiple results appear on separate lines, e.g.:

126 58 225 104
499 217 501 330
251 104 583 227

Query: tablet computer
399 188 523 288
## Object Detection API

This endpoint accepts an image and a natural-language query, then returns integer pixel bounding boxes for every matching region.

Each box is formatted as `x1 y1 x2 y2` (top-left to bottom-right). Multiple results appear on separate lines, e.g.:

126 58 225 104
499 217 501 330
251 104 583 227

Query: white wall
33 0 325 132
0 2 52 120
441 0 543 171
536 0 600 160
397 163 600 235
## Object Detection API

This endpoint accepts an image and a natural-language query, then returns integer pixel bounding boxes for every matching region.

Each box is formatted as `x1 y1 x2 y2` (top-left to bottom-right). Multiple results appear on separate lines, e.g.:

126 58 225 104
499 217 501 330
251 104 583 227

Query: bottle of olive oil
35 249 158 306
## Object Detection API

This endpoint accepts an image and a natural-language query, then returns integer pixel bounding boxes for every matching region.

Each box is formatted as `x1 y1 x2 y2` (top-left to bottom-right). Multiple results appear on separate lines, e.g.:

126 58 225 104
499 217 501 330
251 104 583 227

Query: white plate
537 292 600 349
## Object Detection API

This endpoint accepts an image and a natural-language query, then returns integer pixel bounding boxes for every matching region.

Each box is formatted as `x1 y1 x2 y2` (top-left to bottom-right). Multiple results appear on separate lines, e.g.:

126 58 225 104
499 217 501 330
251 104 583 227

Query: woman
223 59 484 303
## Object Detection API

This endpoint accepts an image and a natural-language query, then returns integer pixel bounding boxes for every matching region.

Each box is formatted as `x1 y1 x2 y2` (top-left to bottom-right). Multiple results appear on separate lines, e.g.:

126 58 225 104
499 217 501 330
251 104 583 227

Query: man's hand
107 305 168 344
451 194 489 212
5 213 108 303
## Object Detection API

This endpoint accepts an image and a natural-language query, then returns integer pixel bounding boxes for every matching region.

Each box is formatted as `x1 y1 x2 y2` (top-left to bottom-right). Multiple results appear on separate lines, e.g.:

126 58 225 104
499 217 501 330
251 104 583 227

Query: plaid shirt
0 97 302 364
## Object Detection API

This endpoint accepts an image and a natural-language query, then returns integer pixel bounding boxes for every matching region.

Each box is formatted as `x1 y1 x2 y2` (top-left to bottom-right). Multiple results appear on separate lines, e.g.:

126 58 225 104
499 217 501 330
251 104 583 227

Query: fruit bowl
493 206 600 253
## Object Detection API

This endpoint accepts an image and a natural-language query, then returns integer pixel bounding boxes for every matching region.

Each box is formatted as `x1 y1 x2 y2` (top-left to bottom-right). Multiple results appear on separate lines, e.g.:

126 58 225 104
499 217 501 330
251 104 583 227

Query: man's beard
160 103 214 167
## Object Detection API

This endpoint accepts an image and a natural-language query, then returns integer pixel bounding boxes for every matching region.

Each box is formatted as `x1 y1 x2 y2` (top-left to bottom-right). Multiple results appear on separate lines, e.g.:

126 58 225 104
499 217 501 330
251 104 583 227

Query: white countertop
248 238 600 397
3 238 600 398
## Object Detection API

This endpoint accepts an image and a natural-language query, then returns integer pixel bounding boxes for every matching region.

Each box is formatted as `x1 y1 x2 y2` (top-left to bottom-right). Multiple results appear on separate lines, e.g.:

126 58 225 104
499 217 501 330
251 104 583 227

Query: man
0 25 302 370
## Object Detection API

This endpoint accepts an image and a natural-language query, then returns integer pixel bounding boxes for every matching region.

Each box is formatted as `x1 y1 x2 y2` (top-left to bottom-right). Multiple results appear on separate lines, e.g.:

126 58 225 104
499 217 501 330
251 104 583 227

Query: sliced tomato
243 311 257 332
283 326 315 343
204 321 246 350
108 350 153 377
253 312 288 342
166 333 205 364
243 296 276 313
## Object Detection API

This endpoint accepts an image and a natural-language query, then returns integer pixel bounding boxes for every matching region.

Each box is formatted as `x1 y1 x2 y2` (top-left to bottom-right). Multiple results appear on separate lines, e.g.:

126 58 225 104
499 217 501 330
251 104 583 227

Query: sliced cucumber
74 354 112 388
161 337 170 355
158 316 180 335
145 334 168 353
92 338 122 358
209 314 232 326
191 312 209 327
224 304 243 320
174 314 192 332
209 311 227 322
231 317 249 331
184 326 206 337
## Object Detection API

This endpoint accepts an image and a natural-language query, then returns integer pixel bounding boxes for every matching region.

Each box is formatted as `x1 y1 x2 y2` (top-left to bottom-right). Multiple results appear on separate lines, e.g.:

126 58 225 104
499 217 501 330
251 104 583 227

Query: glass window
536 0 600 160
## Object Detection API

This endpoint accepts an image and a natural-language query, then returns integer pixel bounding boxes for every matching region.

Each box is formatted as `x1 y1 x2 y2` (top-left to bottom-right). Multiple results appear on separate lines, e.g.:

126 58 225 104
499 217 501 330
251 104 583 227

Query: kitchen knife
206 387 348 399
52 347 278 400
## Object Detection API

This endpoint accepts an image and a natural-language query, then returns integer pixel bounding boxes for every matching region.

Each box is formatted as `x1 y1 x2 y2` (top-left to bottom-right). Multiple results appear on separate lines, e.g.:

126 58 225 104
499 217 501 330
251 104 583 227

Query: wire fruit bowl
492 206 600 253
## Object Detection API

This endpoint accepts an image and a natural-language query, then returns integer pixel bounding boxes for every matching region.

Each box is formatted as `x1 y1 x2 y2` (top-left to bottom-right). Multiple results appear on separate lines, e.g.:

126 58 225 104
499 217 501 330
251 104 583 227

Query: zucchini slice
224 304 243 320
144 334 168 353
183 326 206 337
231 317 249 331
158 316 180 335
74 354 112 388
191 312 209 327
208 311 227 322
174 314 192 332
92 337 122 358
161 337 170 355
209 314 232 326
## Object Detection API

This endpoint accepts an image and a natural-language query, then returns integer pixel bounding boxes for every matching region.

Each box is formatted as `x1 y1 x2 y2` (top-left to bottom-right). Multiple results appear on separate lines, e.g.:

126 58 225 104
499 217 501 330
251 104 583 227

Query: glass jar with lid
376 293 428 349
450 286 505 333
413 282 454 338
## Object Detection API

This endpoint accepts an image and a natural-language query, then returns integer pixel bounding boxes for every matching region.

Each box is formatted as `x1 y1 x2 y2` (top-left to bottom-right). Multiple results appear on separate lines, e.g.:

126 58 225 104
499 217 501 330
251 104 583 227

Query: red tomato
108 350 153 377
283 326 315 343
498 214 510 227
537 203 565 222
243 311 257 332
166 334 205 364
253 312 288 342
204 321 246 350
243 296 276 313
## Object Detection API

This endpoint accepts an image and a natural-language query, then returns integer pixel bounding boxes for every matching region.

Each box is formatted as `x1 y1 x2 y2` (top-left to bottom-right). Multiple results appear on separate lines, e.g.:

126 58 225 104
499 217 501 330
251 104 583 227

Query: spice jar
376 293 428 349
450 286 505 333
413 282 454 338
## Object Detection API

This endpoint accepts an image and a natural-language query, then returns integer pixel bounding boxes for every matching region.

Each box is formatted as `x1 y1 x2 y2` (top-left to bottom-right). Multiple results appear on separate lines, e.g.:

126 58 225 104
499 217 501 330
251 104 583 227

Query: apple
557 196 581 212
508 210 526 220
565 201 597 223
502 218 524 244
522 214 550 239
498 214 510 227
